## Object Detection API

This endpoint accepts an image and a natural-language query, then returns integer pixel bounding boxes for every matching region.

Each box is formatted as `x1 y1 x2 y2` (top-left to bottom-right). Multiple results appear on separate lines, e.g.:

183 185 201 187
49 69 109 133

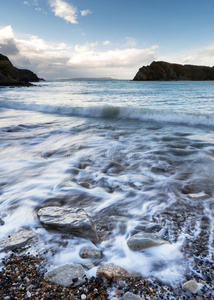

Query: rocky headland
0 53 41 86
133 61 214 81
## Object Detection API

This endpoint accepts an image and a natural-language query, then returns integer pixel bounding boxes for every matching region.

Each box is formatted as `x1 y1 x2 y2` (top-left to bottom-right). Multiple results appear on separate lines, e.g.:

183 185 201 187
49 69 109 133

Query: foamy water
0 80 214 286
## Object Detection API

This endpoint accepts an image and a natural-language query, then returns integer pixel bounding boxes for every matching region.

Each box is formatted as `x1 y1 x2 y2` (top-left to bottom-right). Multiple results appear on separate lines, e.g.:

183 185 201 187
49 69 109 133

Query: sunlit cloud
102 40 111 46
80 9 92 17
0 25 159 79
49 0 78 24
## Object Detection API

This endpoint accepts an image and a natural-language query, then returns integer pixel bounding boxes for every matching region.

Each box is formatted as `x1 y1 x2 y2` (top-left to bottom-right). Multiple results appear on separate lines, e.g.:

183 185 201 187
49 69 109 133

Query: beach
0 80 214 299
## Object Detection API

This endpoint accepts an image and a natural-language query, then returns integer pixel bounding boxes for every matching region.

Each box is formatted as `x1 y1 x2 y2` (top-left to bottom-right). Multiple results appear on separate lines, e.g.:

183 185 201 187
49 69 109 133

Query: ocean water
1 80 214 286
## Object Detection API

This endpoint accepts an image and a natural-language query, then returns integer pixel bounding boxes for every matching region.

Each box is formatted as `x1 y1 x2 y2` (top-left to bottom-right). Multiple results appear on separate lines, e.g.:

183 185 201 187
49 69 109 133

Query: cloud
0 26 19 55
49 0 78 24
125 37 137 47
102 40 111 46
0 25 159 79
80 9 92 17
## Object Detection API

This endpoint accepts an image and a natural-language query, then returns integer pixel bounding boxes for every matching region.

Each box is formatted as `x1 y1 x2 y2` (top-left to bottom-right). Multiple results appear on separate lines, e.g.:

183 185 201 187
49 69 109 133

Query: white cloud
80 9 92 17
102 40 111 46
49 0 78 24
0 25 159 79
125 37 137 47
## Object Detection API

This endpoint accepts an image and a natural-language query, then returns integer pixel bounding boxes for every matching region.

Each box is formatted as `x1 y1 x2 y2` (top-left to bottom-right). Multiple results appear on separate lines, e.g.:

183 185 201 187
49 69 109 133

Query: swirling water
1 80 214 287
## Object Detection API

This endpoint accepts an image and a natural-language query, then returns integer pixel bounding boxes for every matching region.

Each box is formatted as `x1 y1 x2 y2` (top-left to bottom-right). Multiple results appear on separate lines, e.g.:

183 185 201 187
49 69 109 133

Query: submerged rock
123 292 144 300
133 61 214 81
79 247 102 259
0 218 4 225
127 232 169 251
45 263 86 287
96 264 140 281
37 206 99 243
0 229 35 252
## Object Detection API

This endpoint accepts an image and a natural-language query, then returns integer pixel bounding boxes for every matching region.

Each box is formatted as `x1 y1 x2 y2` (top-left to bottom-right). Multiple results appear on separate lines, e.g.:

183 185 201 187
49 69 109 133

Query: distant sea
1 79 214 285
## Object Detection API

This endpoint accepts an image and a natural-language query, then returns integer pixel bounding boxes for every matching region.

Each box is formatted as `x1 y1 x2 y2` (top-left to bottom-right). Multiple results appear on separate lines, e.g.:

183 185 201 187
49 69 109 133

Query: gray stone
182 280 199 294
79 247 102 259
127 232 169 251
96 264 140 280
0 218 4 225
188 192 210 200
38 206 99 243
82 262 95 270
0 229 35 252
123 292 144 300
45 263 86 287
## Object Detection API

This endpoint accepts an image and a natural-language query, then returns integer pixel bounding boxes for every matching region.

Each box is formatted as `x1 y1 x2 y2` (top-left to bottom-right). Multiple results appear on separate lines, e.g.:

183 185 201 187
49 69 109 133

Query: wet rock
79 247 102 259
0 218 4 225
45 263 86 287
79 182 90 189
82 262 95 270
188 192 210 200
127 232 169 251
123 292 144 300
38 206 99 243
182 280 199 294
96 264 140 281
107 216 161 234
0 229 35 252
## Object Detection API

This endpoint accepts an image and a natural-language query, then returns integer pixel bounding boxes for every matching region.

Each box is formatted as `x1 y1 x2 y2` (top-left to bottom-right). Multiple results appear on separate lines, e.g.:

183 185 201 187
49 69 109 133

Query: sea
0 79 214 287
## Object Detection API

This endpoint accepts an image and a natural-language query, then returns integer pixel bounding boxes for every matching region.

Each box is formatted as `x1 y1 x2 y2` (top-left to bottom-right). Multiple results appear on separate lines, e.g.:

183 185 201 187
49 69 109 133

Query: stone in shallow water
0 218 4 225
79 247 102 259
188 192 210 200
37 206 99 243
0 229 35 252
96 264 140 280
45 263 86 287
123 292 144 300
127 232 169 251
182 280 199 294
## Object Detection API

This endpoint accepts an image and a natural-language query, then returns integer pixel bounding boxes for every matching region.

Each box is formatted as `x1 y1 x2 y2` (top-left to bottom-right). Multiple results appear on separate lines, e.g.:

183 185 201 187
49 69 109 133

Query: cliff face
133 61 214 81
0 53 41 86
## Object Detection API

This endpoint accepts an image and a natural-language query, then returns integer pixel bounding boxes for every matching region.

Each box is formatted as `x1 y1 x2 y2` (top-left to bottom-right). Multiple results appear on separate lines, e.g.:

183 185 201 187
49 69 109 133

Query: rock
37 206 99 243
0 229 35 252
44 263 86 287
133 61 214 81
188 192 210 200
0 218 4 225
0 53 42 86
182 280 199 294
127 232 169 251
96 264 140 281
123 292 144 300
79 247 102 259
79 182 90 189
110 298 119 300
82 262 95 270
107 216 161 234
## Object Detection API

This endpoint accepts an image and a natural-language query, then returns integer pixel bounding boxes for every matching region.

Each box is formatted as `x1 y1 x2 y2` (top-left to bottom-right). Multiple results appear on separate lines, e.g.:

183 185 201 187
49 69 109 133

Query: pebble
81 294 87 300
182 280 199 293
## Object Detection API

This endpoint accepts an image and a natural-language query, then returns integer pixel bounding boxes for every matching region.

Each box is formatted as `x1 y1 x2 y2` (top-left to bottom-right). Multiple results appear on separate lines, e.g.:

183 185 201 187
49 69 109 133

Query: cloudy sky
1 0 214 79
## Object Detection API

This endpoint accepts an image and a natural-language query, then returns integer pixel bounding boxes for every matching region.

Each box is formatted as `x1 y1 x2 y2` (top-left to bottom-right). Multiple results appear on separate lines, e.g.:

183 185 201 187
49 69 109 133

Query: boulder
0 53 41 86
79 247 102 259
182 280 199 294
127 232 169 251
0 229 35 252
96 264 140 281
133 61 214 81
37 206 99 243
45 263 86 287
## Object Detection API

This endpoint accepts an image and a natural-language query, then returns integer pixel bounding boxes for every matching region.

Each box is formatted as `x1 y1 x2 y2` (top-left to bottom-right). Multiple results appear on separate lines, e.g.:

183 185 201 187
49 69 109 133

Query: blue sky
0 0 214 79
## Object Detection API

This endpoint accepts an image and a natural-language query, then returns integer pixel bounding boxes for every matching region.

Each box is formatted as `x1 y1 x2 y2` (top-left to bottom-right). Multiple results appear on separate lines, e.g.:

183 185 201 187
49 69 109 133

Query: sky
0 0 214 79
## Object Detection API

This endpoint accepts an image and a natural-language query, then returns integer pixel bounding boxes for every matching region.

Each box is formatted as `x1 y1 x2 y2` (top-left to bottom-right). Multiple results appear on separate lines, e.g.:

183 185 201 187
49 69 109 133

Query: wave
0 99 214 128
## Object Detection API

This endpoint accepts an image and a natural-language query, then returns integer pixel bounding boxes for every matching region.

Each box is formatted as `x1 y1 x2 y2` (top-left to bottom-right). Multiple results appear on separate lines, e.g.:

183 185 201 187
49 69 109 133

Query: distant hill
0 53 41 86
133 61 214 81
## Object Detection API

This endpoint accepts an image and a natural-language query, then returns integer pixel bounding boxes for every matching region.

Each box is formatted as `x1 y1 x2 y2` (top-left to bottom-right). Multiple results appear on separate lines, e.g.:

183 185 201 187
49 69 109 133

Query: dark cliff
0 53 41 86
133 61 214 81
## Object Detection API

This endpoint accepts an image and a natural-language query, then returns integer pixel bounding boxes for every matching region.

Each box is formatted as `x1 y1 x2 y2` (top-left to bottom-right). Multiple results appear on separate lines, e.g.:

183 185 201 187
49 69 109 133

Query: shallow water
0 80 214 287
